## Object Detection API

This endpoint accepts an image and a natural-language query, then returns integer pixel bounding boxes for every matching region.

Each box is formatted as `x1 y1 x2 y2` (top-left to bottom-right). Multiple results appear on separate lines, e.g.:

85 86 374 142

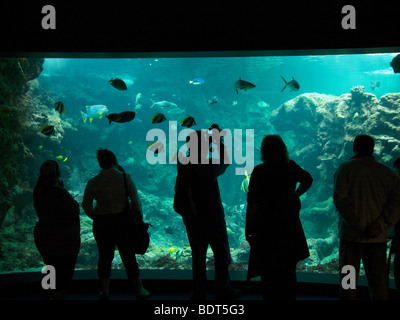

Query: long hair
260 135 290 165
36 160 60 189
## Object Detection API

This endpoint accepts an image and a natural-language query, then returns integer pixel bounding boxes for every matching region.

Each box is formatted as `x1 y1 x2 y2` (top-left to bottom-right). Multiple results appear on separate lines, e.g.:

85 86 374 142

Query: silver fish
234 77 256 94
280 76 300 92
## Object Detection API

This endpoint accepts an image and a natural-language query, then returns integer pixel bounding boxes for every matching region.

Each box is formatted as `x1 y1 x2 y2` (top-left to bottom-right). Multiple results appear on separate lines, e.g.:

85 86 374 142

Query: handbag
122 173 151 255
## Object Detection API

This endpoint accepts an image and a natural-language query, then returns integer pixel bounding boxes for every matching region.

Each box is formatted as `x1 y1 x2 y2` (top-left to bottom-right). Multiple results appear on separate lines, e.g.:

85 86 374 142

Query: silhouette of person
82 149 150 300
245 135 312 300
33 160 80 300
334 135 400 300
174 126 240 300
389 158 400 290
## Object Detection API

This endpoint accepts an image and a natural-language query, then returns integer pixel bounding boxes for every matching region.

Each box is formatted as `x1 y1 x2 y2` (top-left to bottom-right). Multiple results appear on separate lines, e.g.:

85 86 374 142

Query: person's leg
93 217 116 298
209 227 231 294
209 217 240 299
362 242 388 300
184 218 208 299
116 223 150 299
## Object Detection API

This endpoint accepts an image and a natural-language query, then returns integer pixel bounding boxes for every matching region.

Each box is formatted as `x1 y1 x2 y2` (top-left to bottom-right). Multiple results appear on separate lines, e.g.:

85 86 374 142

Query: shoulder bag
122 173 151 255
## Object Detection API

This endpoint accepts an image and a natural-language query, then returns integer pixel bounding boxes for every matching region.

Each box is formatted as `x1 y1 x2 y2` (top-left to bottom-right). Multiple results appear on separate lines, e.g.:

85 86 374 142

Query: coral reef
0 59 44 246
0 58 44 103
271 89 400 240
350 85 366 102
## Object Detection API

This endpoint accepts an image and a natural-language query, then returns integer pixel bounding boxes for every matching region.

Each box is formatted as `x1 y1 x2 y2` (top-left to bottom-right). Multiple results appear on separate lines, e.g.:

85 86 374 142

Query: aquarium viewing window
0 49 399 286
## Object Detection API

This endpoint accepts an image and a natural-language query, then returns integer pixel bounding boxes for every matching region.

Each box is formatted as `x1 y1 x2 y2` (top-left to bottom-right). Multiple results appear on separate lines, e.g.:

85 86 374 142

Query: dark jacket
246 160 312 279
33 184 81 257
174 160 229 219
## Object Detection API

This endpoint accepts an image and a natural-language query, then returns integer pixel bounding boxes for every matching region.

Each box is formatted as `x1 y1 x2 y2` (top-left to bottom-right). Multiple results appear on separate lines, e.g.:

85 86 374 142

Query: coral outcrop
0 59 44 235
271 89 400 239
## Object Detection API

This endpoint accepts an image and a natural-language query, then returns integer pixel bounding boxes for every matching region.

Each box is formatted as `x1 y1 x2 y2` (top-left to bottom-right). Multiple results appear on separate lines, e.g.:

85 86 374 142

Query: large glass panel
1 51 399 282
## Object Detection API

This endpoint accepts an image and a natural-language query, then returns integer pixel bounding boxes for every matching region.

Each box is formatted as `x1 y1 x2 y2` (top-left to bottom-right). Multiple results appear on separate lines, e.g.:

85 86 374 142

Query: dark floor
1 270 399 301
0 277 389 301
0 276 342 300
2 277 399 318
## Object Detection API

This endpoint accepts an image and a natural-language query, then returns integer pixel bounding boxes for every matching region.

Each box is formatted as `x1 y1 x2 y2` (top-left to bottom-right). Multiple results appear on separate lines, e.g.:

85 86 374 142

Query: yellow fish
56 155 63 160
241 170 250 193
168 247 177 254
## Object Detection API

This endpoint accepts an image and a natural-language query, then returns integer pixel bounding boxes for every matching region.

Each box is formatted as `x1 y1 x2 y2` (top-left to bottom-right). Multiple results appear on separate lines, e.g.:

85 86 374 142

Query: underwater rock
0 59 44 231
271 92 400 244
76 216 97 267
153 256 179 269
350 85 365 102
0 58 44 104
390 54 400 73
270 93 334 133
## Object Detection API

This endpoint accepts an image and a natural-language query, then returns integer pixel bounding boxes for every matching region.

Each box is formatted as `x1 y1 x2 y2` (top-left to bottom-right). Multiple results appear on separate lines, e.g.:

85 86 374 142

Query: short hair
260 135 289 164
96 148 117 169
353 135 374 156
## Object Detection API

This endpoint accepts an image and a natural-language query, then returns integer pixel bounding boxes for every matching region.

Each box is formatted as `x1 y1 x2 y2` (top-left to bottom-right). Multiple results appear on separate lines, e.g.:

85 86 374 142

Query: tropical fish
40 125 55 136
371 81 381 90
232 100 238 106
180 116 196 128
0 106 15 117
189 77 204 85
105 111 135 124
240 170 251 193
128 140 133 145
80 105 108 123
207 96 218 104
108 78 127 90
55 155 63 160
148 141 165 154
280 76 300 92
234 77 255 94
150 100 178 109
168 247 178 254
151 113 167 124
38 145 43 150
174 249 183 260
54 101 65 114
63 157 68 162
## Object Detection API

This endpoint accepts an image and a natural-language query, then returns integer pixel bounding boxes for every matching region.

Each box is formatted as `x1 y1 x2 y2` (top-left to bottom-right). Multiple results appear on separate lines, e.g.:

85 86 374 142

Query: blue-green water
1 52 400 275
